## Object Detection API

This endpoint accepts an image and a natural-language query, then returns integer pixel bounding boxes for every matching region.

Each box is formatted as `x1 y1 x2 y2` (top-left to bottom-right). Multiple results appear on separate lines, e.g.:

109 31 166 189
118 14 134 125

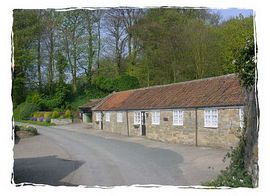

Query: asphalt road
13 123 228 187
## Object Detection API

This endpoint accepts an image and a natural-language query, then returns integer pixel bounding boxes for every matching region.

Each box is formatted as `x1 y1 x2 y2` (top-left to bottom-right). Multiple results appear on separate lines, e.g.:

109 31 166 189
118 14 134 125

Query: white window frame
204 109 218 128
96 112 101 122
173 110 184 126
152 110 160 125
117 112 123 123
239 108 244 128
105 112 110 122
134 111 141 125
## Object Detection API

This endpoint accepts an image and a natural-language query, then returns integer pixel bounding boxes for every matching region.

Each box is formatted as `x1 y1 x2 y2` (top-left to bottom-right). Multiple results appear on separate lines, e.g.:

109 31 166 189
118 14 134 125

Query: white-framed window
117 112 123 123
134 111 141 125
173 110 184 126
239 108 244 128
152 110 160 125
204 109 218 128
105 112 110 122
96 112 101 122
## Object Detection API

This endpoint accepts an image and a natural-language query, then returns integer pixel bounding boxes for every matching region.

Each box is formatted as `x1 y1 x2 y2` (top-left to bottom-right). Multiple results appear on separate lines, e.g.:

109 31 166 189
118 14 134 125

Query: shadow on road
13 155 84 186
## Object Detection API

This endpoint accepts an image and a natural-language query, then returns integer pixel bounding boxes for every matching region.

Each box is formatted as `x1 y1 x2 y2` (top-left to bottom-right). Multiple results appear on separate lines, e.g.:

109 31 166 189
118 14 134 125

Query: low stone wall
51 118 72 125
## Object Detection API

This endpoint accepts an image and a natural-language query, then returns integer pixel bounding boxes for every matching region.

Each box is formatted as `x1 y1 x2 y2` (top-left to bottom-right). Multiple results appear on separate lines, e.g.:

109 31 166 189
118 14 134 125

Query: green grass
18 120 55 126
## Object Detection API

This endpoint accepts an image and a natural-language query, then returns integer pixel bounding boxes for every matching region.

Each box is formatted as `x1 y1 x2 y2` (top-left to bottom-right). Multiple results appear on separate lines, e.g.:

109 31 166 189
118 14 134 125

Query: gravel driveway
13 123 229 187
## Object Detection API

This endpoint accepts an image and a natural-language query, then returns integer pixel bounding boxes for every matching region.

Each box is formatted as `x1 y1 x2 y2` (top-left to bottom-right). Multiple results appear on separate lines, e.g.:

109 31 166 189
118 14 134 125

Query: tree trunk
37 37 42 92
87 34 93 83
97 19 101 72
72 50 77 94
244 85 259 187
48 31 54 94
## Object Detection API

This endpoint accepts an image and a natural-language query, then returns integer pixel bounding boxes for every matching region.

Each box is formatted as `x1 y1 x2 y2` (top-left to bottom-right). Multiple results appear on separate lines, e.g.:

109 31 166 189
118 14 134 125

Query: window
134 111 141 125
96 112 101 122
152 111 160 125
117 112 123 122
239 108 244 128
105 112 110 122
173 110 183 125
204 109 218 128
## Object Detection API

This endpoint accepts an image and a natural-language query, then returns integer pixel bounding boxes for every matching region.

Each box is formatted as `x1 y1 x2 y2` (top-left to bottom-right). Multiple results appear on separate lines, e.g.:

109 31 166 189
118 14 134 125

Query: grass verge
18 120 55 126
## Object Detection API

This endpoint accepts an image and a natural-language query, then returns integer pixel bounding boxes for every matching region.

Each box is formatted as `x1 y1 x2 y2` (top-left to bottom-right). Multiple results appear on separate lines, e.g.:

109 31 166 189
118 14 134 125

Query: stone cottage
91 74 245 148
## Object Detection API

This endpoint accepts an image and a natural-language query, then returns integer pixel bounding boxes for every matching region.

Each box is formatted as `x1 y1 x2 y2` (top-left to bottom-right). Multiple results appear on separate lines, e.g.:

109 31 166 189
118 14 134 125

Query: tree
104 9 127 74
12 10 41 107
56 51 68 87
132 8 223 85
43 10 60 95
219 15 254 73
120 8 144 65
82 10 95 83
61 10 85 94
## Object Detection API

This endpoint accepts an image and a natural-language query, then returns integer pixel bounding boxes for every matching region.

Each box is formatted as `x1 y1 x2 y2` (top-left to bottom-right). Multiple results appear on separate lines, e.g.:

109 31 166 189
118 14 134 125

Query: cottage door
141 112 146 136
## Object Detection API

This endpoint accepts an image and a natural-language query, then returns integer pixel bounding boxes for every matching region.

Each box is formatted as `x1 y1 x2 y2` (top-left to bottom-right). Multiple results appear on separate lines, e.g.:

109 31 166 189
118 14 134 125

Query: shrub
21 125 38 135
13 102 39 120
51 111 60 118
33 112 39 118
44 112 52 119
30 117 37 121
15 125 38 136
38 117 44 122
64 109 72 118
37 112 44 118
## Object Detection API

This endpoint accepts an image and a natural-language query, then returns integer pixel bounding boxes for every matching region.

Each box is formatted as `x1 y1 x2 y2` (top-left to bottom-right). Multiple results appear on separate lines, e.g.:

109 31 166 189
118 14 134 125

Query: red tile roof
79 99 103 109
94 74 244 111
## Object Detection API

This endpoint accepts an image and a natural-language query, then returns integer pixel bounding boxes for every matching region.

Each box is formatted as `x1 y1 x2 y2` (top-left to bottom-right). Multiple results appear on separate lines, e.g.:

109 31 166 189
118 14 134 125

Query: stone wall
92 111 128 136
51 118 72 125
93 107 242 149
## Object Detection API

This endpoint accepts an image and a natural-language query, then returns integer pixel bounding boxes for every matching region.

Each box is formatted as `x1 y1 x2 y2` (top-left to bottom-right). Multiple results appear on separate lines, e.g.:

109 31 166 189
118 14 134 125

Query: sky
211 8 253 21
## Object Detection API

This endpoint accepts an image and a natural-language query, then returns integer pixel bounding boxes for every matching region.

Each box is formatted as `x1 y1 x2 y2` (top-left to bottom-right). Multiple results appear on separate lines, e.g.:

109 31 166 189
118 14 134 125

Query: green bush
15 125 38 136
44 112 52 119
51 111 60 118
26 92 43 107
13 102 39 120
33 112 39 118
37 112 44 118
64 109 72 118
94 74 140 92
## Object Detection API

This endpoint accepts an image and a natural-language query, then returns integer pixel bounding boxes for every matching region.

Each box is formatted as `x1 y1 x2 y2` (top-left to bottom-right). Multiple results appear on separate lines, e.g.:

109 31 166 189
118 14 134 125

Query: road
14 123 229 187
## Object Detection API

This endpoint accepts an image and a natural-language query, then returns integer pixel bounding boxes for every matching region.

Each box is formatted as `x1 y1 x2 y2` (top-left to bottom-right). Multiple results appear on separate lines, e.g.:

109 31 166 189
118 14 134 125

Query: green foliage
12 10 42 107
203 128 253 188
26 92 43 106
56 51 68 86
15 125 38 135
233 37 256 88
51 111 60 119
132 8 227 85
219 16 254 73
114 75 140 91
64 110 72 118
44 112 52 119
13 102 39 120
94 74 139 92
19 120 54 126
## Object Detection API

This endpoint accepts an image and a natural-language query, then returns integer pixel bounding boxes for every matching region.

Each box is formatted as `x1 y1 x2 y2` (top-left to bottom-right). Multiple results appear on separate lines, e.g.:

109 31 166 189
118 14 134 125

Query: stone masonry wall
93 107 241 149
197 108 241 148
92 111 128 136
